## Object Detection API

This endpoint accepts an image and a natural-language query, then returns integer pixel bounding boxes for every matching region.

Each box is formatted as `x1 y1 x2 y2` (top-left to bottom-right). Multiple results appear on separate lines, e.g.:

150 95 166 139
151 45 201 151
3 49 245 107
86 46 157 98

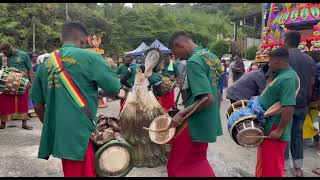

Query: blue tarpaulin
150 39 172 54
125 42 149 56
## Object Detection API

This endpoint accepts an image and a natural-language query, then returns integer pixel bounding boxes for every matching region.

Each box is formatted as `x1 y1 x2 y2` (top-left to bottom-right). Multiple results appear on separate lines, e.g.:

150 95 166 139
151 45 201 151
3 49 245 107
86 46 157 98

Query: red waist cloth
255 125 288 177
0 88 29 115
160 89 175 111
62 141 96 177
167 126 215 177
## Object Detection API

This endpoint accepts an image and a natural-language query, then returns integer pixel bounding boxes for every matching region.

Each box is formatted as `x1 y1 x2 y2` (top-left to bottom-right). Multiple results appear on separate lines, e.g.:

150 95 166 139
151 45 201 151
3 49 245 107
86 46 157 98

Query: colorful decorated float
256 3 320 63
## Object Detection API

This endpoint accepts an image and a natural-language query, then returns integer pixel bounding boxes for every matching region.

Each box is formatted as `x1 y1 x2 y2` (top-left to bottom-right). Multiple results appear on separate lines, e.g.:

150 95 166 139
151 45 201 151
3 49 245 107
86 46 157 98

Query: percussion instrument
95 139 134 177
92 115 134 177
143 97 208 144
227 100 264 147
0 68 29 95
160 75 175 95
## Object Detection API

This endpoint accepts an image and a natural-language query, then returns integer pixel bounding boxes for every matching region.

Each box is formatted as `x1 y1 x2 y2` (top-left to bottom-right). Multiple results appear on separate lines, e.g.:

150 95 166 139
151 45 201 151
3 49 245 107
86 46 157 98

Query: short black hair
62 21 88 40
268 47 289 62
0 42 12 51
169 31 192 49
284 31 301 48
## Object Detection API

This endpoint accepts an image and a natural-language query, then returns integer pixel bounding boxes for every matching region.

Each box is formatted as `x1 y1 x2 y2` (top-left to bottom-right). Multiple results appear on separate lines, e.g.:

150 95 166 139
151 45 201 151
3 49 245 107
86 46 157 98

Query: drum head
236 120 264 147
149 115 176 144
226 100 248 118
95 140 133 177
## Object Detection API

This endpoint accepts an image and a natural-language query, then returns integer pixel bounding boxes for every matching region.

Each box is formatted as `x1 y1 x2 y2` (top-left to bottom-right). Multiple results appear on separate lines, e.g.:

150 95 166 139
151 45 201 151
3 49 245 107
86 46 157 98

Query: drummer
167 31 222 177
115 55 133 111
30 21 122 177
0 42 34 130
255 47 299 177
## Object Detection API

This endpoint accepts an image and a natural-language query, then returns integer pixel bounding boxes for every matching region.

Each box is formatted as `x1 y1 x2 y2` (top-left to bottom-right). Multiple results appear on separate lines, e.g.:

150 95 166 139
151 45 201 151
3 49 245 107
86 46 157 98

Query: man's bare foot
312 168 320 176
0 122 5 129
22 121 33 130
290 168 303 177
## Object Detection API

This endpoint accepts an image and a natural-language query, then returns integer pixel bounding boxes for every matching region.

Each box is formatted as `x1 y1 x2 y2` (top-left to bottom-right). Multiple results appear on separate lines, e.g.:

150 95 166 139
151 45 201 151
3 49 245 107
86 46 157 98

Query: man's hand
169 111 183 128
268 128 283 140
26 82 32 89
117 89 126 99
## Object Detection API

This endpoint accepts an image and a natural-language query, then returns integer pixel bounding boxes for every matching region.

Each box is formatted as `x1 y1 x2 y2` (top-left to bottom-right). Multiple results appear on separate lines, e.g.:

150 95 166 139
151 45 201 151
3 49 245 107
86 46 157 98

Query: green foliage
246 46 258 60
209 40 230 59
0 3 256 55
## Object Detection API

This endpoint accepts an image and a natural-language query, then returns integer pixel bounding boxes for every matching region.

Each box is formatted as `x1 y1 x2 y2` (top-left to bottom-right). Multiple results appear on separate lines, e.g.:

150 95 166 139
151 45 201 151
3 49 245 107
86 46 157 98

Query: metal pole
66 3 69 20
233 22 237 41
245 36 247 59
32 20 35 52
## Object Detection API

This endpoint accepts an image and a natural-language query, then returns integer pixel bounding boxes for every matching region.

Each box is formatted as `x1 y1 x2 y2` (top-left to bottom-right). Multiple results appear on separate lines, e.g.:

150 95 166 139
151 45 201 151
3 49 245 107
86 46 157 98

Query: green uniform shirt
115 63 129 76
0 49 32 72
162 61 178 77
259 67 298 142
184 47 222 143
30 43 121 161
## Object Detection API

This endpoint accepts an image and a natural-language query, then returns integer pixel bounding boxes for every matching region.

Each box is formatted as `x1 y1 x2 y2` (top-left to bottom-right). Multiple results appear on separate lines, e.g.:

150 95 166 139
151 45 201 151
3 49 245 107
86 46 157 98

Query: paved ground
0 92 319 177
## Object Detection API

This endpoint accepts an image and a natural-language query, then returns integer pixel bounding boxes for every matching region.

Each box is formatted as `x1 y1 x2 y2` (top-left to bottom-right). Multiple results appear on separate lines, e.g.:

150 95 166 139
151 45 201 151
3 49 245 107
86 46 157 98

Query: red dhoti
62 141 96 177
0 88 29 121
160 89 175 111
167 126 215 177
255 126 288 177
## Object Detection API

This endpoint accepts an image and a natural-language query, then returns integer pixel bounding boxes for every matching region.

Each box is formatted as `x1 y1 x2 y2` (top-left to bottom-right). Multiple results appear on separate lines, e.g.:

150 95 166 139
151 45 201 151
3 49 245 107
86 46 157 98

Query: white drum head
98 145 130 176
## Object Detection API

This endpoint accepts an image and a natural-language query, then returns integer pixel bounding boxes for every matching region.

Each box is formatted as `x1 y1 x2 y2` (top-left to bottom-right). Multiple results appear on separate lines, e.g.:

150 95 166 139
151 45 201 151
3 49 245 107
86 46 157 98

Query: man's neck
286 46 297 50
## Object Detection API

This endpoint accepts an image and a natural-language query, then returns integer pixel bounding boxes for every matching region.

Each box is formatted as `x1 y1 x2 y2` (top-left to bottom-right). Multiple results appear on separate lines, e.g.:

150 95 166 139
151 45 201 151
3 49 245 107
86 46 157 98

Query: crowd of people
224 31 320 177
0 20 320 177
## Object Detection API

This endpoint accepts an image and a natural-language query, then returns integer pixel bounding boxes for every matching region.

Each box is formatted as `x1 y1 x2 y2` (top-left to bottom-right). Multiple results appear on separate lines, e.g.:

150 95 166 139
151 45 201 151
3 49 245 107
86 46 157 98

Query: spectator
283 31 315 177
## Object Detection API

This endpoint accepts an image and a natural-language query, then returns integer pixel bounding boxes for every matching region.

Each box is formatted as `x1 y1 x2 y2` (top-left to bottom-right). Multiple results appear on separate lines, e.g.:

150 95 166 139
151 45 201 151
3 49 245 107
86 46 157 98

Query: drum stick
245 135 270 139
143 97 209 132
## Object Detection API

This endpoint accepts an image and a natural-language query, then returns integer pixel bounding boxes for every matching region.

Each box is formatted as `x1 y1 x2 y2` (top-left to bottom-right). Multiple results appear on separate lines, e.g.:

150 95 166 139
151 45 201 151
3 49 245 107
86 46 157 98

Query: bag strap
173 66 187 108
50 50 98 134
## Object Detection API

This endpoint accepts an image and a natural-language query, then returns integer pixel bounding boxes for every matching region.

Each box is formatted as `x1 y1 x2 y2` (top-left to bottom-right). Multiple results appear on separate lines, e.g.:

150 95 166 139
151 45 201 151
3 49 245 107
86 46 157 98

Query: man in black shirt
283 31 315 177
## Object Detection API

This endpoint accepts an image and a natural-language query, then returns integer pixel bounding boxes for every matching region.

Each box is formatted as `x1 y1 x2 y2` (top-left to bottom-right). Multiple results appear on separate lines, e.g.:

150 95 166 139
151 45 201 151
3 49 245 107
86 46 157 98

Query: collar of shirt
62 43 78 48
274 67 292 77
188 46 203 59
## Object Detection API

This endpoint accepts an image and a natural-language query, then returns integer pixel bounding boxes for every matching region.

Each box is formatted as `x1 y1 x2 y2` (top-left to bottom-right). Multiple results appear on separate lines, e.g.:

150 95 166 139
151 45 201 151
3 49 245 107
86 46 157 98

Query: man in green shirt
30 22 121 177
116 55 133 111
0 42 34 130
167 31 222 177
255 47 299 177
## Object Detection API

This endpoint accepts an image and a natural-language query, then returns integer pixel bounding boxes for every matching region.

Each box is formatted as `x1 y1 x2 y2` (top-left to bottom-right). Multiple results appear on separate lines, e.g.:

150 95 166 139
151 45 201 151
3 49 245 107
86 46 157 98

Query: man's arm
93 56 121 98
171 60 215 126
34 103 45 123
269 77 297 140
26 69 34 84
29 63 46 123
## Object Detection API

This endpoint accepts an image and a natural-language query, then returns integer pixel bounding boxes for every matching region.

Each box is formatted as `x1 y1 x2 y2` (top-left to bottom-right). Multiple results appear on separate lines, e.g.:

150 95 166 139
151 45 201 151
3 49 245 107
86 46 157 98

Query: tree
0 3 249 56
246 46 258 60
209 40 230 59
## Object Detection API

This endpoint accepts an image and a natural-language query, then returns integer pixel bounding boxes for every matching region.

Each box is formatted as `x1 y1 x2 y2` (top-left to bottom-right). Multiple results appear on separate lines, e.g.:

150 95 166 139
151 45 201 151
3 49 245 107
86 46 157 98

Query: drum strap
50 50 99 134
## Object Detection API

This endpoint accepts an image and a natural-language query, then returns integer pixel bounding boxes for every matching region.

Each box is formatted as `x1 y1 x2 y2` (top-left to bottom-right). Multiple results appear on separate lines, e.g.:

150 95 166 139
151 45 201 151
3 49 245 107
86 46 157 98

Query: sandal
0 123 5 129
312 168 320 176
22 125 33 130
